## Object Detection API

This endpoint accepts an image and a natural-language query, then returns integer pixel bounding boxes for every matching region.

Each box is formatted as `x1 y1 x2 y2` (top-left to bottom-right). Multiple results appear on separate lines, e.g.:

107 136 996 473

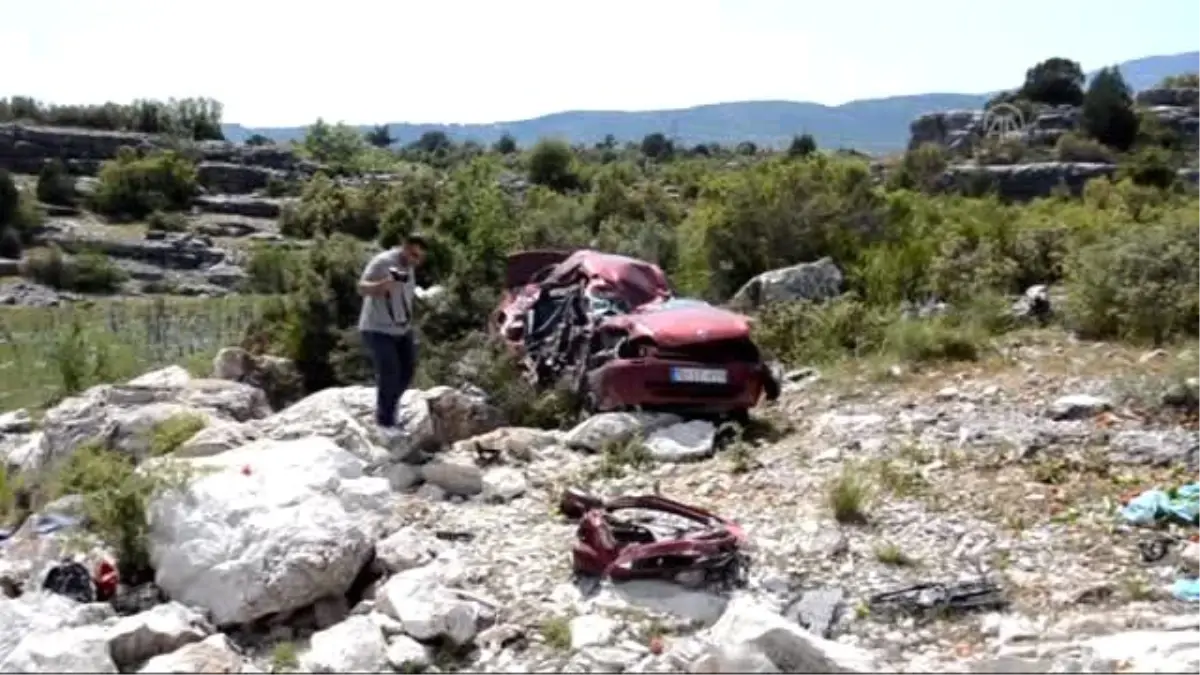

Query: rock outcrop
0 123 320 195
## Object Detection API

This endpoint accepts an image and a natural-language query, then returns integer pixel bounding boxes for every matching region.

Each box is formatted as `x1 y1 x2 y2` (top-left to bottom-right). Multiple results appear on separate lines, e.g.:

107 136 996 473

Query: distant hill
223 51 1198 155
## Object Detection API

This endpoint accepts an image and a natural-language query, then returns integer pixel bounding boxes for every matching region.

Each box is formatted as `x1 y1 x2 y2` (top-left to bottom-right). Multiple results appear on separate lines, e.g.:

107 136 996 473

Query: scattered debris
867 581 1008 620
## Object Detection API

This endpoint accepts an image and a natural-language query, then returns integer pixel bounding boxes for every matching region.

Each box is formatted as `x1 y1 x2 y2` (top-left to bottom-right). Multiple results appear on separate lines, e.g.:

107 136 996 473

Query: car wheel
729 408 751 427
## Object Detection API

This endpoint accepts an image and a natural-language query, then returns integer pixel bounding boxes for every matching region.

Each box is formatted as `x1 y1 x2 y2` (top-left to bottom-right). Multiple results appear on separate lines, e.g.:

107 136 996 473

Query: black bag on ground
42 559 96 604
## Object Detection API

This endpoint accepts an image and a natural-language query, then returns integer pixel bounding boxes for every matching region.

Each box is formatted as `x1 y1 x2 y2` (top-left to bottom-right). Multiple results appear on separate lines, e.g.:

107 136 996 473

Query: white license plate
670 367 728 385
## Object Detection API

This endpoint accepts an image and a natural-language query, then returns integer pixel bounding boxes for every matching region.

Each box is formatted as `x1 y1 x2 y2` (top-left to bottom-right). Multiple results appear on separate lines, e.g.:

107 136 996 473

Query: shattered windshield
639 298 709 312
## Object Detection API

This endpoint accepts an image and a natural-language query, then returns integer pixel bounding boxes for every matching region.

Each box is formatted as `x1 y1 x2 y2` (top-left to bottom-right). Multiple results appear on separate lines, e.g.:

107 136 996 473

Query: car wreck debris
866 580 1008 620
559 487 750 591
494 249 781 419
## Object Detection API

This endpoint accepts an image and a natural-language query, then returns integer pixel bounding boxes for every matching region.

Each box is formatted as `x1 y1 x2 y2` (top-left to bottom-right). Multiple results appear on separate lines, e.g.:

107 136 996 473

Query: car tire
729 408 751 426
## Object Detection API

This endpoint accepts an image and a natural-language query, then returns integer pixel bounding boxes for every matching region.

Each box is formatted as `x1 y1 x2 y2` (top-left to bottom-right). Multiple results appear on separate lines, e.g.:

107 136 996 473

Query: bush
1055 132 1116 163
1118 147 1179 189
36 160 76 206
91 149 198 220
528 139 579 192
279 174 398 240
0 170 44 257
1063 219 1199 344
50 442 191 580
148 413 208 457
23 246 128 293
146 210 189 232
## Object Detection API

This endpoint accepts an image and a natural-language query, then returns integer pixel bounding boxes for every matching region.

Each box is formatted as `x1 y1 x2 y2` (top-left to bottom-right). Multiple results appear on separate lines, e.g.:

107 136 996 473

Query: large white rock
30 374 268 475
299 615 389 673
0 592 114 664
375 567 482 645
644 420 716 462
1080 628 1200 673
704 596 878 673
257 386 436 462
0 624 116 673
565 412 681 453
107 602 213 670
136 634 243 673
147 436 392 625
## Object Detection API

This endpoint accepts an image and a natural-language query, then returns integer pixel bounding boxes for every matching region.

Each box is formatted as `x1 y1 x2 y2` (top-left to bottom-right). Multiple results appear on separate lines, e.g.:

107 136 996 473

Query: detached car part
559 487 750 591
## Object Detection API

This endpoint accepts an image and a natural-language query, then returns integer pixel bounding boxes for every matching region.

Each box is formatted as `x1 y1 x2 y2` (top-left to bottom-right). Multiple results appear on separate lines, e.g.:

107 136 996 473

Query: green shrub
528 139 580 192
245 245 302 294
91 148 198 220
1055 132 1116 163
148 413 208 457
146 210 189 232
50 442 190 579
22 246 128 293
1063 219 1199 344
0 169 42 256
36 160 77 206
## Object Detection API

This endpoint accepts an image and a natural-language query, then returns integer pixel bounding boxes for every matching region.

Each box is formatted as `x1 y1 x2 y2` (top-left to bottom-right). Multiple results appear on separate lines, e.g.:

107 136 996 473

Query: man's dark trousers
361 330 417 427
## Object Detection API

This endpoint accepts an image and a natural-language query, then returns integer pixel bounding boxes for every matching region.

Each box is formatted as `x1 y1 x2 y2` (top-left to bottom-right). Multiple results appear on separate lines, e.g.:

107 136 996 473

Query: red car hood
612 304 752 348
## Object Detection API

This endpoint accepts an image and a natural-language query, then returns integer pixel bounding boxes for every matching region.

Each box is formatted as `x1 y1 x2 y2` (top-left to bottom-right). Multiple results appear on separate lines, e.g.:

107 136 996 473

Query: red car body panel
586 359 767 414
606 303 754 349
560 488 749 588
494 249 778 415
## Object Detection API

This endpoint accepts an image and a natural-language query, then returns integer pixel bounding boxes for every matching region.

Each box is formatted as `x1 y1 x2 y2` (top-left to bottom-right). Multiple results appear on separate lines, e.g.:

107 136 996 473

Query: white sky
3 0 1197 126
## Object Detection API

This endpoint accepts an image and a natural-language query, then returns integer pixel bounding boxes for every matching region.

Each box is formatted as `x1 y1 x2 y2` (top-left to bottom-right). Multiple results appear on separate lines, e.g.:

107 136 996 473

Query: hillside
224 51 1198 153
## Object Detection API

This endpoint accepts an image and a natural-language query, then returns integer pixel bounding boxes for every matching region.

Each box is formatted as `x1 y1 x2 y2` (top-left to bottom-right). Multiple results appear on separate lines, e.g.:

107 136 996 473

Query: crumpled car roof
543 250 671 308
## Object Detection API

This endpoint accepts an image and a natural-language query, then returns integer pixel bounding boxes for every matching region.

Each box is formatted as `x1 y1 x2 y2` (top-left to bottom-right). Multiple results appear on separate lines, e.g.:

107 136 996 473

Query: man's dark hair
404 232 429 250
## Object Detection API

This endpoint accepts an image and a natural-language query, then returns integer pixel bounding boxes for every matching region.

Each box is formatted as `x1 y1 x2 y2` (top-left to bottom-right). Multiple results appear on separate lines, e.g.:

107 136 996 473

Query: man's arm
357 254 395 297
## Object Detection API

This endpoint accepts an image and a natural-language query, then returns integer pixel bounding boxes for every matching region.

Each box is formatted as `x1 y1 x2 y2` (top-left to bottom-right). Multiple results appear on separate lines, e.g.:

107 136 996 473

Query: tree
1081 67 1139 151
36 159 76 206
245 134 274 146
1157 73 1199 88
410 131 453 155
492 133 517 154
787 133 817 158
640 133 674 161
365 124 394 148
1019 57 1085 106
303 119 368 167
527 139 578 192
736 141 758 156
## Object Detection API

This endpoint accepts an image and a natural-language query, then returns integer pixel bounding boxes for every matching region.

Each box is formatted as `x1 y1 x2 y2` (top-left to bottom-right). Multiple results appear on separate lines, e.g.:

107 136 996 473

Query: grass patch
538 616 572 651
827 464 873 525
592 437 653 479
874 542 918 567
269 641 299 673
0 295 274 412
148 413 208 457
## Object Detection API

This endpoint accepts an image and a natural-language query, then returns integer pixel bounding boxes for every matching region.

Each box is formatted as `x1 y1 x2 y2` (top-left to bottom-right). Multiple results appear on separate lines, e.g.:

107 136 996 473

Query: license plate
670 367 728 385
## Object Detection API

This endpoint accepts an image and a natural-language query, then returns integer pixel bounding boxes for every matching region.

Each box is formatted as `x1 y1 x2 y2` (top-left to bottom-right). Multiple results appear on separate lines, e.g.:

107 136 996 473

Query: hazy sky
4 0 1197 126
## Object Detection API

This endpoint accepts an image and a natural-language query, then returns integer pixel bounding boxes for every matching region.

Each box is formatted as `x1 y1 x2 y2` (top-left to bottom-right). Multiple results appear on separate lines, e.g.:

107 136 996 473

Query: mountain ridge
223 51 1198 154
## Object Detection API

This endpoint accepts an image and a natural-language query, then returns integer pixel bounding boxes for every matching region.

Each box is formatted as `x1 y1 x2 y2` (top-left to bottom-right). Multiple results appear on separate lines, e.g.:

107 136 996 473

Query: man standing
358 233 428 432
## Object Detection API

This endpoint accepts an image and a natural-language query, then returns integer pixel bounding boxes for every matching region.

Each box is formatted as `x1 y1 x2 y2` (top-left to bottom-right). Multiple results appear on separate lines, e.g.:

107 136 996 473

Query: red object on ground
94 560 119 600
559 488 747 586
649 636 664 655
241 464 252 476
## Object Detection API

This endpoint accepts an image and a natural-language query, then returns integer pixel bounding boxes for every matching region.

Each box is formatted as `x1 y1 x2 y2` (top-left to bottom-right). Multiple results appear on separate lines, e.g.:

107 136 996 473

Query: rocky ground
0 330 1197 673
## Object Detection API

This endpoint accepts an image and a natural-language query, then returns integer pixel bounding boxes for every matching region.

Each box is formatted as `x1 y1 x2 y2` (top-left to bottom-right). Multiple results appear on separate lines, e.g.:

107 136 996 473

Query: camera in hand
388 267 410 283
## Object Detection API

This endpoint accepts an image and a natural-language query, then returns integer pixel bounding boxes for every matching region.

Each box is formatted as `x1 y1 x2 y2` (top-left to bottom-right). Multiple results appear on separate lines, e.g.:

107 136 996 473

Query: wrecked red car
559 487 749 590
492 249 780 418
